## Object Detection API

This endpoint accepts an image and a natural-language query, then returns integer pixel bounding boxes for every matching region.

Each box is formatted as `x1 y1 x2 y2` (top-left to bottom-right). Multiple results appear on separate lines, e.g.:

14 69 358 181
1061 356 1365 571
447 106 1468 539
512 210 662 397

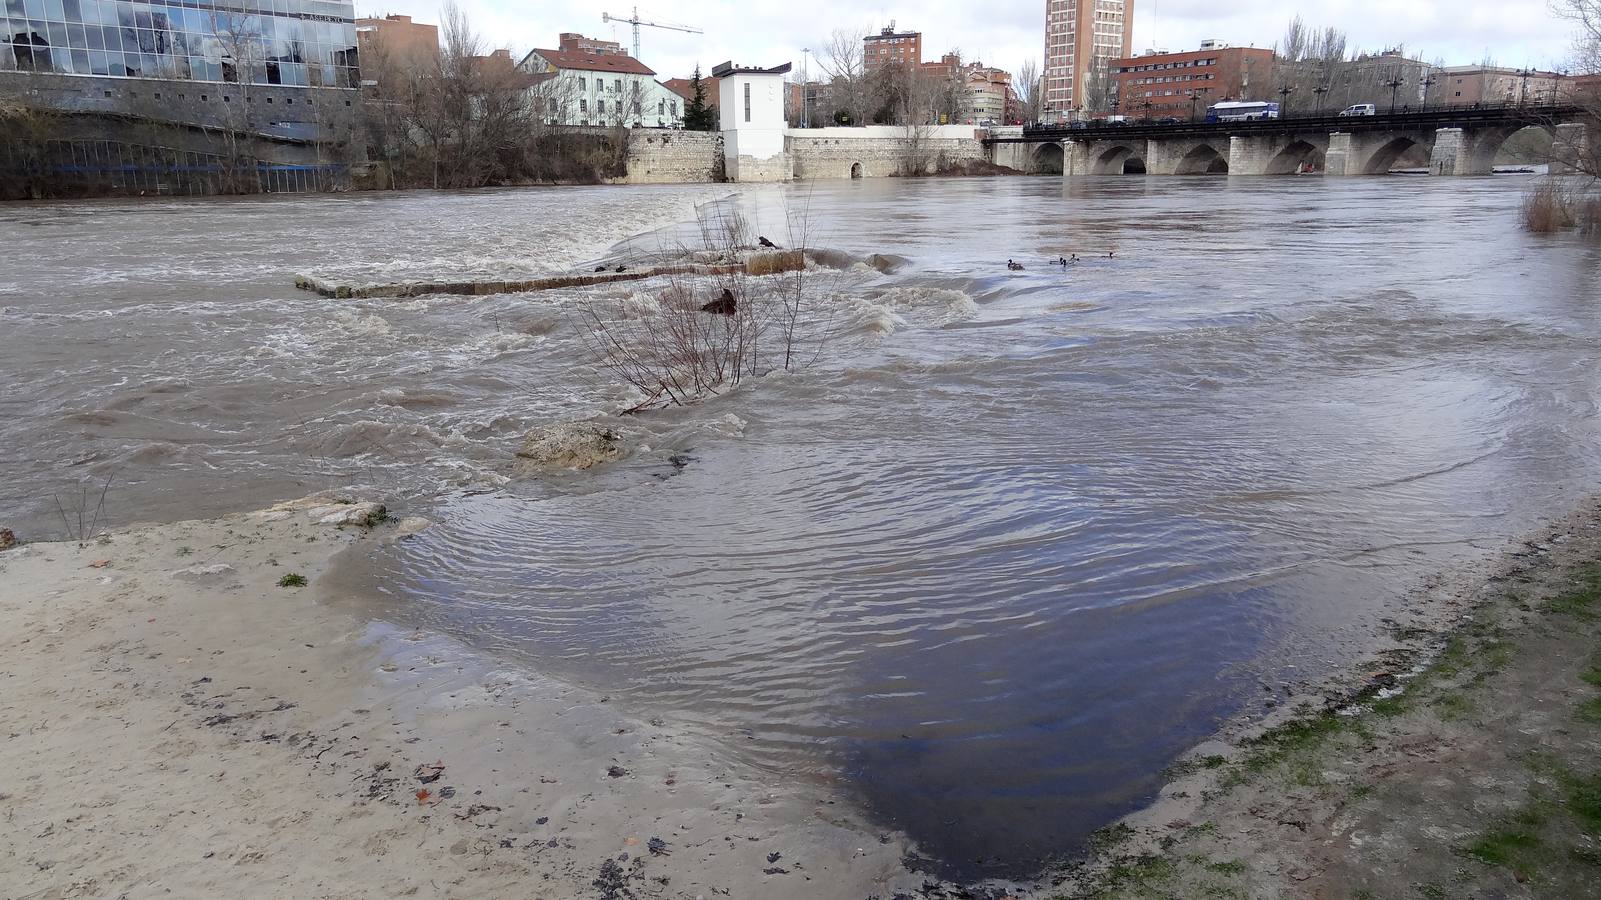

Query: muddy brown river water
5 176 1601 880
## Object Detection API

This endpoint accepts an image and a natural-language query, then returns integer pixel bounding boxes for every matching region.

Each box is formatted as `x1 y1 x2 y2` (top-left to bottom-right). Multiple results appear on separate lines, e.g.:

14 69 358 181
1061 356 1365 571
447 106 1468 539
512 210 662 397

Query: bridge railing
1001 101 1585 143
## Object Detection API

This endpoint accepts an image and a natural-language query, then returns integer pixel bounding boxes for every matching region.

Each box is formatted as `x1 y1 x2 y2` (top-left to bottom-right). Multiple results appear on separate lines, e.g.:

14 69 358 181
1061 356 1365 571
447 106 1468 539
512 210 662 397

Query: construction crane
601 6 702 61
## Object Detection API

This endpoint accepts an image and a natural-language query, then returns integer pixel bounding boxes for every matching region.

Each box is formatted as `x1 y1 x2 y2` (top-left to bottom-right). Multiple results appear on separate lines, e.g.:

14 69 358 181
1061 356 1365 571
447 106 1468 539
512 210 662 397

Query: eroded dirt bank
1059 499 1601 899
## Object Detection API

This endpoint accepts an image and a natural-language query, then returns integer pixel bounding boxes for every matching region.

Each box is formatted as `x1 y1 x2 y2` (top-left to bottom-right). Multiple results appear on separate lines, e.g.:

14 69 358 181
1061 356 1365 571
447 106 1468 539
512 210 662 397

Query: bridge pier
1551 122 1591 176
1428 127 1492 176
1063 139 1094 176
1227 135 1279 175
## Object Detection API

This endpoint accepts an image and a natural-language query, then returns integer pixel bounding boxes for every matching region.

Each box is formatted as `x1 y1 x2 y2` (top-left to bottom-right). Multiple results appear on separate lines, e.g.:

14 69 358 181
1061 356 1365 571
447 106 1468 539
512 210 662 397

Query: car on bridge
1339 103 1378 117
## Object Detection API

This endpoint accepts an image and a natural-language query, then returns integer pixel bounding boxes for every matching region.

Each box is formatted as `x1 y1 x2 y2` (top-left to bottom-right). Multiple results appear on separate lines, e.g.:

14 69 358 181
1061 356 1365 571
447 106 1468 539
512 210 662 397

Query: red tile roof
531 47 655 76
662 77 719 108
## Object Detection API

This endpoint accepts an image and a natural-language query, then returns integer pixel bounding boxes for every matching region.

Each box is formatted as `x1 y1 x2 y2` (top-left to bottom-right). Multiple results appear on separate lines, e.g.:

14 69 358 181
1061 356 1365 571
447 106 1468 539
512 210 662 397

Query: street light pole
800 47 810 128
1278 83 1295 117
1421 71 1436 111
1312 83 1328 114
1384 69 1404 113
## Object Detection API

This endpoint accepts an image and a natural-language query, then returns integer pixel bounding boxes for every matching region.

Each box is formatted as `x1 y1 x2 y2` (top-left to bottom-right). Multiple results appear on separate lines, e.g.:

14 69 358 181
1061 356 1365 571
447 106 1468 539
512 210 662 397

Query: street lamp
1312 83 1329 114
800 47 810 128
1188 90 1200 122
1384 69 1404 113
1277 83 1295 117
1421 71 1437 110
1516 67 1532 106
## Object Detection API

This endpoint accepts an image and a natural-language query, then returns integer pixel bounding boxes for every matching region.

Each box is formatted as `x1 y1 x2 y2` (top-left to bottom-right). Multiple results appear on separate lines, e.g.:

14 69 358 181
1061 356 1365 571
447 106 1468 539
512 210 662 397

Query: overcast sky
361 0 1582 80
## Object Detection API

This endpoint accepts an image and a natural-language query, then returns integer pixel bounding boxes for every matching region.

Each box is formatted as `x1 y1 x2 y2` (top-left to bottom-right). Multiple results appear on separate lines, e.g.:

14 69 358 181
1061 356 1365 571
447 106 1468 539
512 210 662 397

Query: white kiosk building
713 61 792 182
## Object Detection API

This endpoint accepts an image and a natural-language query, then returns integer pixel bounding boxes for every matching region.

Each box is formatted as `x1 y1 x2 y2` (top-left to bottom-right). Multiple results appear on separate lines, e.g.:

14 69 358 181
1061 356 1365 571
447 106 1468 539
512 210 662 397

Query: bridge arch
1032 142 1064 175
1362 136 1424 175
1175 143 1229 175
1093 144 1146 175
1469 123 1557 173
1264 139 1326 175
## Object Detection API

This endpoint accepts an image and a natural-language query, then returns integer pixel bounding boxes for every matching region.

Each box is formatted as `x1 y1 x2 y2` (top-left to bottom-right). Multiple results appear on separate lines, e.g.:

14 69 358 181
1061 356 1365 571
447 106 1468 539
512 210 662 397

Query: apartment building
1110 44 1274 119
1043 0 1134 121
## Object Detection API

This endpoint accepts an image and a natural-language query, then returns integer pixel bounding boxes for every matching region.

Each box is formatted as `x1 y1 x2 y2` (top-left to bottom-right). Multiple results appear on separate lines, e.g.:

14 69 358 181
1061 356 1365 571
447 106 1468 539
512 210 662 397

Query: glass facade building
2 0 359 88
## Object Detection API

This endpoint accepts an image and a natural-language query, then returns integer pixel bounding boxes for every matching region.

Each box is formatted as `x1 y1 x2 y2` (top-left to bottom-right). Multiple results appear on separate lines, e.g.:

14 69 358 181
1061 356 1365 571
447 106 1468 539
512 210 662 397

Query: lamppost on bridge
1277 83 1295 117
1420 70 1437 111
1188 90 1200 122
1384 69 1405 113
1312 84 1329 114
1517 67 1533 105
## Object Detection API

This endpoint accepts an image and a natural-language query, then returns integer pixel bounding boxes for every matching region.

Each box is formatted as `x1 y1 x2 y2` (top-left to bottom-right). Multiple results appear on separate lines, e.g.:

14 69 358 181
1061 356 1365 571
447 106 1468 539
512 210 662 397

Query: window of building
744 82 751 122
597 99 605 113
579 77 586 90
658 99 664 115
614 78 622 92
580 98 587 111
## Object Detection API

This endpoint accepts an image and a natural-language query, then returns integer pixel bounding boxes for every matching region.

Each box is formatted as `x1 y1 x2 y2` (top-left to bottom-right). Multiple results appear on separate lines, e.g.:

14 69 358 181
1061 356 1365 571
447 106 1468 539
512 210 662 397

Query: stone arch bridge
988 105 1591 177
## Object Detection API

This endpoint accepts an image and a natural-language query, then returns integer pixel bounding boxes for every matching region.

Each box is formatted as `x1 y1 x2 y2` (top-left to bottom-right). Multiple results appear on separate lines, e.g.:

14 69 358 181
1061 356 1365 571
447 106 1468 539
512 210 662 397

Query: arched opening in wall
1175 144 1228 175
1265 140 1326 175
849 162 863 179
1033 142 1064 175
1484 124 1556 172
1093 145 1142 175
1364 137 1424 175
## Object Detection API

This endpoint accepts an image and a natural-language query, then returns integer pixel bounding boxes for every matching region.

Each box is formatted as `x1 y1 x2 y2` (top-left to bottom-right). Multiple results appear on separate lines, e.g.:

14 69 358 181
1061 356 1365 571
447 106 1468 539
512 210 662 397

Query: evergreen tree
683 65 717 131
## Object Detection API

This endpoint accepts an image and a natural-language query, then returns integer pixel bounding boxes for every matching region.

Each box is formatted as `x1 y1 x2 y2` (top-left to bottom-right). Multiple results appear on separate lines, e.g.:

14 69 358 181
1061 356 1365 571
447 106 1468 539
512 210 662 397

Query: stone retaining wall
616 130 723 184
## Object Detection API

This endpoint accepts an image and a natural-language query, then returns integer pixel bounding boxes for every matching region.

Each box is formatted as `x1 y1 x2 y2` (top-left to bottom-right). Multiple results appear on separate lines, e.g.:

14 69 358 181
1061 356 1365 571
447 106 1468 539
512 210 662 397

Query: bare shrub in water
576 201 839 410
1522 180 1578 233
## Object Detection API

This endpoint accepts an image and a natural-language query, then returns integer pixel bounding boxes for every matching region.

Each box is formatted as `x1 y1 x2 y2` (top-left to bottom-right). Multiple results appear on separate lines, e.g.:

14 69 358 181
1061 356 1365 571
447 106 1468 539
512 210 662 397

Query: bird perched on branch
701 288 737 315
758 236 778 249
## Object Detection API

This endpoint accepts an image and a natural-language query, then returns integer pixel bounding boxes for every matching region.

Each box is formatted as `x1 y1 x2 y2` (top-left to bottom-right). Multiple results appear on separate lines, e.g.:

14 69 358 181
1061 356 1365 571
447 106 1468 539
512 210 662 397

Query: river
5 175 1600 880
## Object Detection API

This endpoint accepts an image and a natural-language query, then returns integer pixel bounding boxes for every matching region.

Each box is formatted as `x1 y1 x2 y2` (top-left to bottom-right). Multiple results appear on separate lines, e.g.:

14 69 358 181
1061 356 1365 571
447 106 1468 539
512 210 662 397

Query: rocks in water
314 502 388 528
0 528 14 551
517 422 622 471
257 494 388 528
389 516 433 541
700 288 737 316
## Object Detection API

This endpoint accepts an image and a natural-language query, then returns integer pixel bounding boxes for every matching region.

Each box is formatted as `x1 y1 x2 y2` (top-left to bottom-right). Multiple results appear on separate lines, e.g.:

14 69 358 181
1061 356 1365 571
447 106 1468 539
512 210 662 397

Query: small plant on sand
176 546 193 557
278 573 308 588
52 471 116 546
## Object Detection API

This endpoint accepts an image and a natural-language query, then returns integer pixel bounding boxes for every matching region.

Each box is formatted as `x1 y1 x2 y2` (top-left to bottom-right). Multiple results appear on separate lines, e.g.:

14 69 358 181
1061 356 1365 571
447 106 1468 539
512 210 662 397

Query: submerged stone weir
292 251 806 299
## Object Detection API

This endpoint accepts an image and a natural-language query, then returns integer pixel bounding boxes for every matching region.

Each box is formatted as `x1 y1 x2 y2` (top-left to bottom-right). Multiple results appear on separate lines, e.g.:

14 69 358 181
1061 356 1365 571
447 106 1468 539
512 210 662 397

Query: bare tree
1081 56 1114 114
1556 0 1601 74
818 26 871 125
1015 58 1042 123
575 202 835 410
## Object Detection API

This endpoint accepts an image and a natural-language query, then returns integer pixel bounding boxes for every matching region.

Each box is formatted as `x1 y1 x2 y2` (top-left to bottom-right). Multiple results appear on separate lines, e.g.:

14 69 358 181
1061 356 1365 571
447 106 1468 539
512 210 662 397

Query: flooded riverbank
6 175 1601 882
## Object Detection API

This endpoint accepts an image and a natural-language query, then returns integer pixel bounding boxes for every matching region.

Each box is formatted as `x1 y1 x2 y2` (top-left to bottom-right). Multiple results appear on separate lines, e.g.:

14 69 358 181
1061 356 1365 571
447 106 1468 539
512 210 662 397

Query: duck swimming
1007 259 1024 271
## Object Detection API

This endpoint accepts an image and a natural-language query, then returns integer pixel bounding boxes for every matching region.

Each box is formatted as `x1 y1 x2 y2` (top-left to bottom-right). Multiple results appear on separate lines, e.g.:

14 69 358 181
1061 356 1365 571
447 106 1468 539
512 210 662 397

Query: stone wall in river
786 126 988 180
615 131 725 184
616 126 991 183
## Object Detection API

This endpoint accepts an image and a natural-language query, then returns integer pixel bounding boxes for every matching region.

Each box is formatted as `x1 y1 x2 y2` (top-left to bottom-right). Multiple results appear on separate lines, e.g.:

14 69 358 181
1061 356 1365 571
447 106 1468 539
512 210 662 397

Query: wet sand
0 499 937 899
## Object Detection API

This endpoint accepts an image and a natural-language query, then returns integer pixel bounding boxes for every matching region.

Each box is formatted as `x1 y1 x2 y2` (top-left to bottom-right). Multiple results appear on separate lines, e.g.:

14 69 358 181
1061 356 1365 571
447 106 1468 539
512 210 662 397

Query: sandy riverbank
0 497 941 900
1056 498 1601 899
